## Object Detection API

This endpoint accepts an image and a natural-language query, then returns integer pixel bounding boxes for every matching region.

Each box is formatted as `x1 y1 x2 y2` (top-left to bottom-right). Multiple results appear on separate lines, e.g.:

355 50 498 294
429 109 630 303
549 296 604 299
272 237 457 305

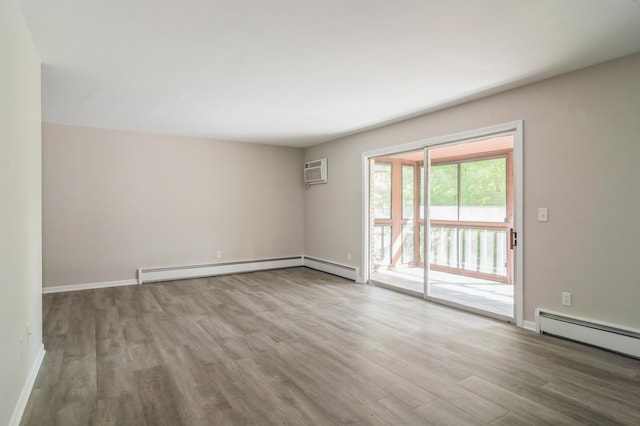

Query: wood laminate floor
22 267 640 425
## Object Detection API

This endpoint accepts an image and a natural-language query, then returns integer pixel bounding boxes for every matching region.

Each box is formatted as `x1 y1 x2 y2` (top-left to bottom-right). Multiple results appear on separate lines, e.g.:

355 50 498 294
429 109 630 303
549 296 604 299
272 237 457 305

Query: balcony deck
370 268 513 318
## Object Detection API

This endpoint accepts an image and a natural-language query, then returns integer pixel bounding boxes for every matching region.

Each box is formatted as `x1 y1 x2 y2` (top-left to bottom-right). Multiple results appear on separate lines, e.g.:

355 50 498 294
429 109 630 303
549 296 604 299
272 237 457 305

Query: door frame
362 121 524 327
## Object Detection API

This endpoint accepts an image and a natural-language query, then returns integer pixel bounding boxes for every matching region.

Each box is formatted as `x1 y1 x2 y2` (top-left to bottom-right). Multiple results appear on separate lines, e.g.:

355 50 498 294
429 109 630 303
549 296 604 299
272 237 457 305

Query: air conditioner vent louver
304 158 327 186
306 168 323 181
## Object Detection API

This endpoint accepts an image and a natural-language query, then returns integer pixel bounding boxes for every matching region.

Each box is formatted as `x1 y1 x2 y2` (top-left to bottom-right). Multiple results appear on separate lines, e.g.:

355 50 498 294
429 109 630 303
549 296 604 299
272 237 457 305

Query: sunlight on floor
370 268 514 318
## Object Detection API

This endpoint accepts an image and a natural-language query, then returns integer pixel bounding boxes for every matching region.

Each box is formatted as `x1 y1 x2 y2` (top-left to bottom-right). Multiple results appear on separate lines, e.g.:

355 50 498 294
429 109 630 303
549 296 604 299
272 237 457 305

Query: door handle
509 228 517 249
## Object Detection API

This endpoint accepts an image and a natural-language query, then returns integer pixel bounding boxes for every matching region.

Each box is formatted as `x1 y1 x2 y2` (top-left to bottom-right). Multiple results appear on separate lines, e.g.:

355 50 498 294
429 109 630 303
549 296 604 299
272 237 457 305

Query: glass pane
430 226 458 268
402 223 414 263
429 164 458 220
372 162 392 219
419 166 425 220
458 228 508 276
486 229 508 276
460 158 506 222
372 225 392 265
402 165 414 220
419 224 424 263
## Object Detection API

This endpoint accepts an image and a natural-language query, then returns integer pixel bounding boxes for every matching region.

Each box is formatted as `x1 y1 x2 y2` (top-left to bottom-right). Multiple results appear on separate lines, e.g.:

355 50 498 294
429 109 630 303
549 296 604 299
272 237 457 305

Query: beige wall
0 0 42 423
304 52 640 329
40 52 640 329
43 124 304 287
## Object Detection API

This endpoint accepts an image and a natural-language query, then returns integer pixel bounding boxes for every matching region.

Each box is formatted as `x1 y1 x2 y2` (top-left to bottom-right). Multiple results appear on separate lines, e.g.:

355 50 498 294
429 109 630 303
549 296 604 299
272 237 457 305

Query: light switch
538 207 548 222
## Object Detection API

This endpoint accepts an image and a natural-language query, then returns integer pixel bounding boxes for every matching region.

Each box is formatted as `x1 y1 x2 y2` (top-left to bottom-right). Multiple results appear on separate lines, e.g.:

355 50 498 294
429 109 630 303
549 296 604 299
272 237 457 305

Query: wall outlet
538 207 549 222
216 250 222 259
347 253 352 261
562 292 572 306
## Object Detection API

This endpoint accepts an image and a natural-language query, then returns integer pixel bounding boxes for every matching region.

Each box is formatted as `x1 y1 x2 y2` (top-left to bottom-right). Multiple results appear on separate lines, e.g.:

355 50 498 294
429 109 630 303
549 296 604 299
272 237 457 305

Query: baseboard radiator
138 257 304 283
303 256 360 282
536 309 640 359
138 256 360 284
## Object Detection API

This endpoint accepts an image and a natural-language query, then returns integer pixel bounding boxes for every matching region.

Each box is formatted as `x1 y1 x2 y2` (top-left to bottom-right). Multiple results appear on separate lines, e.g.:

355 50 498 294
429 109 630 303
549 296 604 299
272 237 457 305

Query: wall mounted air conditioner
304 158 327 186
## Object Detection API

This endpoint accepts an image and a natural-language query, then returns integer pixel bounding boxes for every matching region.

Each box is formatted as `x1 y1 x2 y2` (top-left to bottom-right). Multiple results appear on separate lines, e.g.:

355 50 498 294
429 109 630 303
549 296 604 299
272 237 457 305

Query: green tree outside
430 158 506 207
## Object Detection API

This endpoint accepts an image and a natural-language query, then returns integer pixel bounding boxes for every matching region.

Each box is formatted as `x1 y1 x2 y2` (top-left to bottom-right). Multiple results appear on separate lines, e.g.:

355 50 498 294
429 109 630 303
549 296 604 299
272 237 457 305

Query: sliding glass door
368 133 517 321
425 136 515 319
369 149 425 296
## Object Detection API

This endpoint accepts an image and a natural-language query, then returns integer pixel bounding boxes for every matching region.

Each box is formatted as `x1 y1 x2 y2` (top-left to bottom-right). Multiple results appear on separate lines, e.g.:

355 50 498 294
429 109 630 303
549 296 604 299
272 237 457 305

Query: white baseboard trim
138 257 304 284
42 279 138 294
10 343 45 426
522 320 537 332
303 256 359 282
42 255 361 291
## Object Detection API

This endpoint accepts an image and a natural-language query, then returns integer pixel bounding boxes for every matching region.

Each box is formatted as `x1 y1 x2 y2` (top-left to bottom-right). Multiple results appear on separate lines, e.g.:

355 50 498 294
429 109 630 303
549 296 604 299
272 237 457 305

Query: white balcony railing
372 223 508 280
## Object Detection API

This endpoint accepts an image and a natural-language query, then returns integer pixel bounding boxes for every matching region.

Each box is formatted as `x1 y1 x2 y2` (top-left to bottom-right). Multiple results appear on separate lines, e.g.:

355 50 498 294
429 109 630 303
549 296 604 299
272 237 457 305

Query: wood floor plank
133 366 182 426
366 395 437 425
42 293 54 322
97 354 135 399
288 345 390 405
95 394 146 426
319 340 438 409
21 267 640 426
53 357 97 425
93 287 116 310
360 346 509 423
113 285 143 319
95 306 125 357
42 293 73 337
208 356 310 425
457 375 578 425
237 353 340 424
415 398 485 426
542 379 640 424
121 316 163 371
451 348 628 425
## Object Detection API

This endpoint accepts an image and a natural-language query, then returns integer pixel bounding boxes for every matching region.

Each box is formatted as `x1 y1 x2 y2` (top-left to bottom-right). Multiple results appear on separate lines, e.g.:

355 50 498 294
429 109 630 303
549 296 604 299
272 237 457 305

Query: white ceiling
18 0 640 147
